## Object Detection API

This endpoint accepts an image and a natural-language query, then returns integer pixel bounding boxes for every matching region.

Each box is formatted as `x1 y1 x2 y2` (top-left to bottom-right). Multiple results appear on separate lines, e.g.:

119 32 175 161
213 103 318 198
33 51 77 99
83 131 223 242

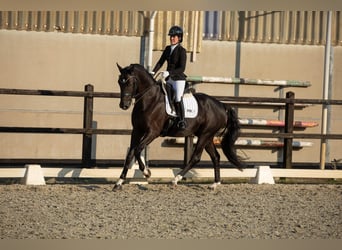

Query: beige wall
0 30 341 165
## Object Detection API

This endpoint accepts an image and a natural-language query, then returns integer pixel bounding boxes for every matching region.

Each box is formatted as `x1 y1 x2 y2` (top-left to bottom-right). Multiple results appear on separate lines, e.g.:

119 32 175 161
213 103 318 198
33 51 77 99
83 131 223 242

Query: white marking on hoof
113 178 125 191
209 182 221 190
172 174 183 186
116 178 124 186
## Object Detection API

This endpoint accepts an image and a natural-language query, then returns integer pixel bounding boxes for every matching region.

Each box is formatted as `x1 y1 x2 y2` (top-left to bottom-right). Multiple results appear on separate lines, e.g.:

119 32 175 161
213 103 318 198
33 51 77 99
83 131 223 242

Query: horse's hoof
170 181 177 189
112 184 123 191
208 182 221 190
143 168 151 178
237 167 244 172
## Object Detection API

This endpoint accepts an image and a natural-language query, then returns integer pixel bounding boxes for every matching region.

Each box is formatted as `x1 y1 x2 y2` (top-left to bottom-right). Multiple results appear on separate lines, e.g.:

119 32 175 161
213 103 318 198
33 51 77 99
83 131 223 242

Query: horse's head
116 63 156 110
116 63 138 110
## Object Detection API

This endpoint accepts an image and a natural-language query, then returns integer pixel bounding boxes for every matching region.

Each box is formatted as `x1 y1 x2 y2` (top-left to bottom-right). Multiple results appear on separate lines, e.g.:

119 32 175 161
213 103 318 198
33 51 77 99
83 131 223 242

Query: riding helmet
168 25 183 42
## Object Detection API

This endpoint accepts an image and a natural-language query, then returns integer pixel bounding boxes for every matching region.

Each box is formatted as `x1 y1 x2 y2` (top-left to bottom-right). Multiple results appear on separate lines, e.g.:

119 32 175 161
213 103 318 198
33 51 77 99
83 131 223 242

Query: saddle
159 80 198 118
158 79 198 136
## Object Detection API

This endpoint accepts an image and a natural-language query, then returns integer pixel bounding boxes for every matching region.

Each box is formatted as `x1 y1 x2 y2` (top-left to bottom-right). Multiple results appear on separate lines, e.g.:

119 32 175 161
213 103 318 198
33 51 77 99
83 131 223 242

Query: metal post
147 11 157 72
320 11 333 170
191 11 199 62
82 84 94 166
283 91 295 169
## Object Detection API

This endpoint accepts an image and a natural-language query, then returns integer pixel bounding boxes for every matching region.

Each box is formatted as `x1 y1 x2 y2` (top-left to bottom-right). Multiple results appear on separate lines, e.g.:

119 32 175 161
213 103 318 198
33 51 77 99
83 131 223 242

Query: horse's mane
128 63 148 73
129 63 157 83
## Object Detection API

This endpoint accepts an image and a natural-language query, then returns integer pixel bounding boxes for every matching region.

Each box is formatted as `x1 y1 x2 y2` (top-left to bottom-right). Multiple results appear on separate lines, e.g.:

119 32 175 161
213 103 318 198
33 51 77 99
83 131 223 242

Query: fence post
82 84 94 167
283 91 295 169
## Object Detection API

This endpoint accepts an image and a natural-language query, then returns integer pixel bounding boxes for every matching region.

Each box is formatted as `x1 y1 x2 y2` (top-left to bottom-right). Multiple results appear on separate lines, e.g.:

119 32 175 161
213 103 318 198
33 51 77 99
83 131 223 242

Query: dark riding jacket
153 44 187 81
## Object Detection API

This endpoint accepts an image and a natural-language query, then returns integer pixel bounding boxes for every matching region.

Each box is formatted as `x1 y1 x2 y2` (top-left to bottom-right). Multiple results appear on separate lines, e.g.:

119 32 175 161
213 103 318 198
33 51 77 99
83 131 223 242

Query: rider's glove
162 71 169 79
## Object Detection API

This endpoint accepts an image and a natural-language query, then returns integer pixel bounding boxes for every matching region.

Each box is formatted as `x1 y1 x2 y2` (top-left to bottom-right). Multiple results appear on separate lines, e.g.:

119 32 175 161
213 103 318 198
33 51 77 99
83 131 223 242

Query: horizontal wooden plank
0 88 120 98
3 127 340 140
1 88 342 105
0 127 132 135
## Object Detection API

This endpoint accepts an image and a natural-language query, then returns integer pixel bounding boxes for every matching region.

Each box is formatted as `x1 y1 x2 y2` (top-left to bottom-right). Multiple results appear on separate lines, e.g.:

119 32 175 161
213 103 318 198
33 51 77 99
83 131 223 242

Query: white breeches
167 79 186 102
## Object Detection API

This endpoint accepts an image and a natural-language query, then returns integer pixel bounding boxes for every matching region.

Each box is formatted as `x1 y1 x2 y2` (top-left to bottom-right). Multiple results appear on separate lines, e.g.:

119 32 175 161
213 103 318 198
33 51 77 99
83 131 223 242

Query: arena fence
0 84 342 184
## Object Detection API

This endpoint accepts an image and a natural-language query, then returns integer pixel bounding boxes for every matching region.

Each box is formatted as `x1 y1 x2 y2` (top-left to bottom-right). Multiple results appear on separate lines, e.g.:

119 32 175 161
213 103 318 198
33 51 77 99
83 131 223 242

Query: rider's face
170 35 180 45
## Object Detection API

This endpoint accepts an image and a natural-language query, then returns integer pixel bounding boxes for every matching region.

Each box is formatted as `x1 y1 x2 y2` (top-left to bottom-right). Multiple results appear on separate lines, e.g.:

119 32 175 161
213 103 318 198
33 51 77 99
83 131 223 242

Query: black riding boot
175 100 186 129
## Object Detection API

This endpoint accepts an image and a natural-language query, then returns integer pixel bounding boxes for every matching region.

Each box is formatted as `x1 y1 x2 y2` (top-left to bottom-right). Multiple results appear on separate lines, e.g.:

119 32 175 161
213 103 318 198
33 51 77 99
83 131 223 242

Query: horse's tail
221 106 244 170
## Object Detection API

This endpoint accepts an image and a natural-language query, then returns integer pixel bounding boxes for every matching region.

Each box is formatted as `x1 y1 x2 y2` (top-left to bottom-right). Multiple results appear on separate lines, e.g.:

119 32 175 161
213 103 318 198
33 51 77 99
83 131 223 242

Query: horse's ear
116 63 123 73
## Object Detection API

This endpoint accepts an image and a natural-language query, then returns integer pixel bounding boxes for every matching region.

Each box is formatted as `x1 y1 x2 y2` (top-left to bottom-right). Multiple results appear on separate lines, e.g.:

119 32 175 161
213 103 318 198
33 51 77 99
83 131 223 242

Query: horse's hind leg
131 131 160 178
205 141 222 190
135 149 151 178
172 135 211 186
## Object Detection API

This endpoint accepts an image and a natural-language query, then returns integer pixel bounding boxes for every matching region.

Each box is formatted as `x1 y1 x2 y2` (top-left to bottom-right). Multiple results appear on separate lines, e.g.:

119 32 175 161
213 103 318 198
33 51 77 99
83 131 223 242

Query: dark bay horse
113 63 243 190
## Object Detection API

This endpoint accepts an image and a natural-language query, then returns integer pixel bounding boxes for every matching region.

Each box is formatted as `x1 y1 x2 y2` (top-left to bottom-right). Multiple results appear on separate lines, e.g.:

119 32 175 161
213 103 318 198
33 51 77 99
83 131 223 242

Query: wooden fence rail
1 85 342 169
2 87 342 104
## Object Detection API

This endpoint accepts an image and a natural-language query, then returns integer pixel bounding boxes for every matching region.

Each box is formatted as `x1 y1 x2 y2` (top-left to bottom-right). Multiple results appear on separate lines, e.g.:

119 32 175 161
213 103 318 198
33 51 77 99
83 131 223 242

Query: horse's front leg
113 130 158 191
113 130 142 191
112 146 135 191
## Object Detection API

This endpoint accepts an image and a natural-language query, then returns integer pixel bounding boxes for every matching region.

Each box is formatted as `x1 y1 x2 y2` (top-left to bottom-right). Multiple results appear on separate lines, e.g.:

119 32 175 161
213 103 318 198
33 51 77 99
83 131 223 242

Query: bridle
119 75 138 98
119 74 154 105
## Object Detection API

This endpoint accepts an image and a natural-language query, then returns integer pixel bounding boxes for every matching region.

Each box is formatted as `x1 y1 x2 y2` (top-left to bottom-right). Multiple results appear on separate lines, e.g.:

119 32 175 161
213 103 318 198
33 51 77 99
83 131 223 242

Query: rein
133 84 154 105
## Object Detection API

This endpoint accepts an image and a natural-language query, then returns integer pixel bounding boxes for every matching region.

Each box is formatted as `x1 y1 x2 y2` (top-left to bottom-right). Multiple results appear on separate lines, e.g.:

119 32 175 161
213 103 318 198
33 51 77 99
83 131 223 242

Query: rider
152 25 187 129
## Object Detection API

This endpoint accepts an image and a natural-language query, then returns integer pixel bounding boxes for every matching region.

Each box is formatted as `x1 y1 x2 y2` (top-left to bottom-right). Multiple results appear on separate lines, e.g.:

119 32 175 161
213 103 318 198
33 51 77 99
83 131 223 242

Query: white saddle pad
165 93 198 118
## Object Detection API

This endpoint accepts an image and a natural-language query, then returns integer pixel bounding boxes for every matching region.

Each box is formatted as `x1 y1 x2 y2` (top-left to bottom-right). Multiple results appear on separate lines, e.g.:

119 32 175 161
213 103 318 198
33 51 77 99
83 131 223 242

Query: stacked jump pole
183 76 342 170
